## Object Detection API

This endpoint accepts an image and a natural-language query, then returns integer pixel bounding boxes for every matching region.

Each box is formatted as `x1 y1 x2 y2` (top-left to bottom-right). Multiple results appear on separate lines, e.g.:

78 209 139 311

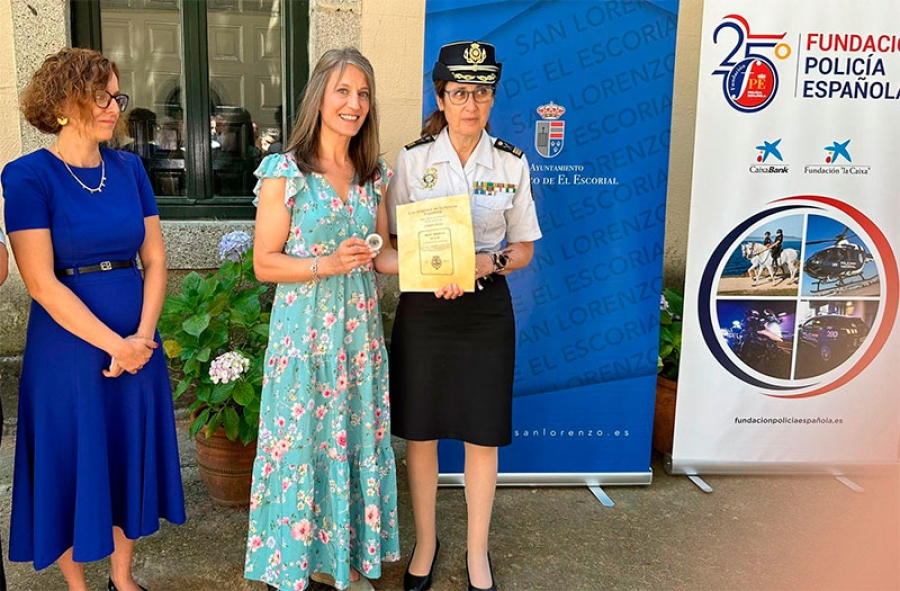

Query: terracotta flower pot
192 419 257 507
652 375 677 455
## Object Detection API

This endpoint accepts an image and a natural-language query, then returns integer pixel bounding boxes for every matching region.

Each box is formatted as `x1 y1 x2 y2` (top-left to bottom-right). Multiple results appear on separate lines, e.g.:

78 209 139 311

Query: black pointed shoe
107 577 148 591
466 551 496 591
403 537 440 591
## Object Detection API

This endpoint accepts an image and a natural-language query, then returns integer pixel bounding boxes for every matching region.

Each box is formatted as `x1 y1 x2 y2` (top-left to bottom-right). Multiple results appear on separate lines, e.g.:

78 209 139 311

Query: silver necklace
54 145 106 194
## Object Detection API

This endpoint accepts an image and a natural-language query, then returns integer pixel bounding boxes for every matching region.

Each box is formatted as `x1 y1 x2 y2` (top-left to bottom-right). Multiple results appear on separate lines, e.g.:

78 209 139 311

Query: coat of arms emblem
534 101 566 159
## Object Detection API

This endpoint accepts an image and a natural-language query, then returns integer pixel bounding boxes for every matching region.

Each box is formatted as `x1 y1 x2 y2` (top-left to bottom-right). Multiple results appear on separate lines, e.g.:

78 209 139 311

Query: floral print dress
245 153 400 591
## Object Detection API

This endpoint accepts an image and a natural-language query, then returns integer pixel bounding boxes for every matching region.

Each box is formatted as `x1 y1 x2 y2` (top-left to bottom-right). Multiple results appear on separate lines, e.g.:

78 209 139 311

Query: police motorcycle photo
730 308 793 379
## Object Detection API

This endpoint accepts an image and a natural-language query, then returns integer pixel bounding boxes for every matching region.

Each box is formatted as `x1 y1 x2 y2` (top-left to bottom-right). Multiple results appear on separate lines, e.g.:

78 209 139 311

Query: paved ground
0 419 897 591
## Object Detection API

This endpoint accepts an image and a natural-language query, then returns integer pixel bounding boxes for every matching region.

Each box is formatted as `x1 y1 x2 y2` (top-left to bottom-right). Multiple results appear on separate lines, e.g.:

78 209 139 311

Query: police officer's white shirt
386 127 542 253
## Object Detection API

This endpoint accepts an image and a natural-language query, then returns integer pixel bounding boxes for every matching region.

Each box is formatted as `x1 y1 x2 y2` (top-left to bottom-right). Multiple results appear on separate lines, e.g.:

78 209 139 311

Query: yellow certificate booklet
396 193 475 292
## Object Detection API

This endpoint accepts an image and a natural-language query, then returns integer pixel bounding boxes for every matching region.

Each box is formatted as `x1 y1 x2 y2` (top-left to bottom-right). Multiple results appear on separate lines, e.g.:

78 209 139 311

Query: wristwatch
490 251 509 273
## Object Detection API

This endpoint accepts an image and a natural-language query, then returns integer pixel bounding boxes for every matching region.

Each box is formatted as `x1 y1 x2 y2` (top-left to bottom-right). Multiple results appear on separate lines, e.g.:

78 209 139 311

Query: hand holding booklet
395 193 475 292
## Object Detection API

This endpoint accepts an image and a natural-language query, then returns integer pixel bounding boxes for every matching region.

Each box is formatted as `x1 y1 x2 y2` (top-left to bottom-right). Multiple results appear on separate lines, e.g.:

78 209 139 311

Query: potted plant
654 287 683 455
159 231 272 505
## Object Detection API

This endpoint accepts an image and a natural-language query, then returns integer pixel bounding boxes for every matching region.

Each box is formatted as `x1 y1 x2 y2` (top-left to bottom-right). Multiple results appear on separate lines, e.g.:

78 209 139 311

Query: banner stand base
666 458 898 475
588 486 615 507
687 474 714 493
835 475 864 493
437 471 653 487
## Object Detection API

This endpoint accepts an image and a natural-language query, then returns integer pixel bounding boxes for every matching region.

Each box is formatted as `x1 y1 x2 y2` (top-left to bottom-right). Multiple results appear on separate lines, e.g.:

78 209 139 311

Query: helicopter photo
802 217 878 296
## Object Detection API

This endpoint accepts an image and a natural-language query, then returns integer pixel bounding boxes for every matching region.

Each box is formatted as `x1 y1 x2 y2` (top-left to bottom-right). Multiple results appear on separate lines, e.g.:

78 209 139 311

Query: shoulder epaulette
404 135 435 150
494 138 523 158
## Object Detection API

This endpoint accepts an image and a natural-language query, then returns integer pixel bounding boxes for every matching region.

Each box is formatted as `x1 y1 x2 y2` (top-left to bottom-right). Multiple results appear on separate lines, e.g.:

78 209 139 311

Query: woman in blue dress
1 48 186 591
1 226 8 591
244 47 400 591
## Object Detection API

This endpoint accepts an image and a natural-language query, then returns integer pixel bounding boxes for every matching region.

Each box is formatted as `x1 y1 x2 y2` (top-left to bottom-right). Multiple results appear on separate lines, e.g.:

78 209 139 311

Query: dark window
71 0 309 219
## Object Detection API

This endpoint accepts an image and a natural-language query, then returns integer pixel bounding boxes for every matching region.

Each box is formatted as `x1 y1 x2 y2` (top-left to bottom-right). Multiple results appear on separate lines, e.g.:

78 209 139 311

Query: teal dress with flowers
245 153 400 590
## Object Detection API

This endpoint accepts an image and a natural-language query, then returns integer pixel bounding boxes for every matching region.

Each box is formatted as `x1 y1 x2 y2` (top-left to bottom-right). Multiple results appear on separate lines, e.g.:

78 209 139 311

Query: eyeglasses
442 87 495 105
93 89 130 112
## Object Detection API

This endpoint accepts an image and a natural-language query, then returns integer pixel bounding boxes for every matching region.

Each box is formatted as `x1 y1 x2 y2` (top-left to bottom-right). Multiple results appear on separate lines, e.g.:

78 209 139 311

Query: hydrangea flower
218 230 252 261
209 351 251 384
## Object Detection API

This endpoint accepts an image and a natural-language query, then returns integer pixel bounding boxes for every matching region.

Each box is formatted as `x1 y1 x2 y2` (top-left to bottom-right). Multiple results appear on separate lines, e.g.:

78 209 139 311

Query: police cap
433 41 502 85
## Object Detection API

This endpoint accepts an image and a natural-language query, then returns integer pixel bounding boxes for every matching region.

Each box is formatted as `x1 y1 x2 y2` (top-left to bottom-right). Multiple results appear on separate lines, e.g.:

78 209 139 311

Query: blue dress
244 154 400 590
1 148 186 570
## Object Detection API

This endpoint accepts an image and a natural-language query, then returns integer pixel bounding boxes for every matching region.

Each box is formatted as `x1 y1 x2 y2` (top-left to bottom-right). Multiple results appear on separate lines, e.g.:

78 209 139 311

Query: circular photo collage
698 196 897 396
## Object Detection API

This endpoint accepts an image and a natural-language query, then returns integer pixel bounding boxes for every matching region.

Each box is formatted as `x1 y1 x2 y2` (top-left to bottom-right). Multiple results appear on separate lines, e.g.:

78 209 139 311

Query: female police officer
386 41 541 591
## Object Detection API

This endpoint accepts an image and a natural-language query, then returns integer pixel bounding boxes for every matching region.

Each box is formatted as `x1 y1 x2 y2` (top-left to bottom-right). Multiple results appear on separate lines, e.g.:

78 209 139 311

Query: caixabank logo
749 138 789 174
711 15 791 112
698 197 898 398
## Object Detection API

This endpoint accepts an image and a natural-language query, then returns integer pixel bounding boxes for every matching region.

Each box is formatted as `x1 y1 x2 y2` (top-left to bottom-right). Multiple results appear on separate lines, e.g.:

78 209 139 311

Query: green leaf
245 396 261 413
190 407 210 439
162 294 187 312
183 313 211 337
223 406 240 441
198 275 219 300
209 382 235 404
189 419 204 439
199 322 229 351
178 345 197 360
183 357 201 378
205 409 224 438
232 381 254 406
662 288 684 317
196 347 211 363
241 410 260 444
174 379 191 399
182 271 202 295
195 383 212 403
207 292 229 317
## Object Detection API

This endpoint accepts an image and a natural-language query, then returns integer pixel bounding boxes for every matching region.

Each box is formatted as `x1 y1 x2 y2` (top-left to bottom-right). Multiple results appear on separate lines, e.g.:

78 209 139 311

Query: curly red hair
21 47 120 135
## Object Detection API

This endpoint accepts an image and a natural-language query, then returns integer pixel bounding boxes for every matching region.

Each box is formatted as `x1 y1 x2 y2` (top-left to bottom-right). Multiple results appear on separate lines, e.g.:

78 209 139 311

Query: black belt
55 260 135 277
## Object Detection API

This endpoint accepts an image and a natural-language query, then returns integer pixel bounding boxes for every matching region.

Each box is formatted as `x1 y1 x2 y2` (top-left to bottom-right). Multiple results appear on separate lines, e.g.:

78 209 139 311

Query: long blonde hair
284 47 381 184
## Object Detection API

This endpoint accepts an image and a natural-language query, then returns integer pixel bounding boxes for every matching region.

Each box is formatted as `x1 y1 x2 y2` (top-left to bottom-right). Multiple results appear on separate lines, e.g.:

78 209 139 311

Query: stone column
309 0 362 65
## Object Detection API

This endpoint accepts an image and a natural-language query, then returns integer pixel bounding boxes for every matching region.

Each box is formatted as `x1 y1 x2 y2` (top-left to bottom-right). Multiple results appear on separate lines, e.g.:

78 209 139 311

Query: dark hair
421 79 493 137
421 80 450 136
283 47 381 184
21 47 120 135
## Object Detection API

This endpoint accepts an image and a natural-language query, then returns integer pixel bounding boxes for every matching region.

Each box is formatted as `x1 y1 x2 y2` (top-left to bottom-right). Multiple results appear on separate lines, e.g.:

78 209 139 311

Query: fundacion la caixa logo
824 139 852 163
712 14 792 113
534 101 565 158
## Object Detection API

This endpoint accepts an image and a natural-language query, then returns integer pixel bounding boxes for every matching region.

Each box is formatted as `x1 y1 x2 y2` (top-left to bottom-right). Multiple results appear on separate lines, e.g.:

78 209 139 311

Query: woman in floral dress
244 48 400 591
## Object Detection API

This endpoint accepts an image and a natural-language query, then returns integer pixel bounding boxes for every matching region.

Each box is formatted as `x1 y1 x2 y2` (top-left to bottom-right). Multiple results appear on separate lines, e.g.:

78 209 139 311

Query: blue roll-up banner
423 1 679 484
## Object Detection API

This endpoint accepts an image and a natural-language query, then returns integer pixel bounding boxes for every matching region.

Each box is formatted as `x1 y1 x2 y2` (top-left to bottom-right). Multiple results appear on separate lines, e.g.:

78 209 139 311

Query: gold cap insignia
463 43 486 66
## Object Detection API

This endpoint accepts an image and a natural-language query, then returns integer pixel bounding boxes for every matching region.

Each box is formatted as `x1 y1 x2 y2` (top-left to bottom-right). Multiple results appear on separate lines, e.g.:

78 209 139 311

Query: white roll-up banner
673 0 900 474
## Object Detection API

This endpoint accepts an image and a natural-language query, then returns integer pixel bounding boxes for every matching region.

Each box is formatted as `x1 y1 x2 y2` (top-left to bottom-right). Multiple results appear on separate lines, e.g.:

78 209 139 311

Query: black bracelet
490 251 509 273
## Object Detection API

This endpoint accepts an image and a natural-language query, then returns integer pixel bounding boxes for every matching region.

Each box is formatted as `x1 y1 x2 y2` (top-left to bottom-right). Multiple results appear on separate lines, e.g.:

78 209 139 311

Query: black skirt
390 275 515 446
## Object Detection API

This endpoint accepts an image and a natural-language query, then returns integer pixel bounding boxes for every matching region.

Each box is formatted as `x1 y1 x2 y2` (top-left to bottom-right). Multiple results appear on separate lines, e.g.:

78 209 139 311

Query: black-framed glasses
443 87 495 105
93 89 130 112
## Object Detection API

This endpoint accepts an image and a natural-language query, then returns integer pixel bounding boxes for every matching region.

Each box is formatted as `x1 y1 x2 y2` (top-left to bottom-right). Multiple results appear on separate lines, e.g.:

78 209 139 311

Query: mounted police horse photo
741 242 800 286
